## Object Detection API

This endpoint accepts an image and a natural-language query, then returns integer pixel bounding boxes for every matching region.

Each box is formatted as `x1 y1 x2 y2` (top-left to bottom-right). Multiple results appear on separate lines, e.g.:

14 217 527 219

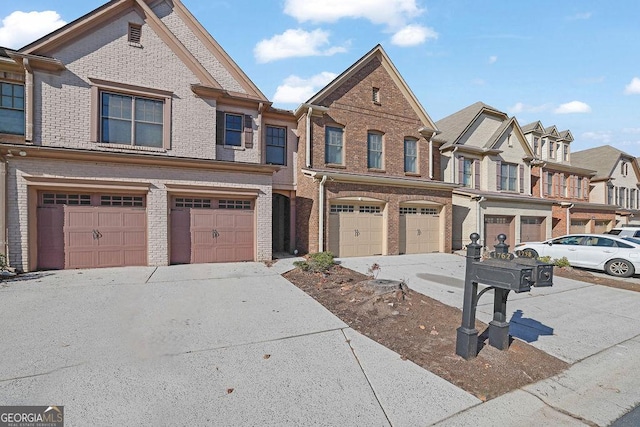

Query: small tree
293 252 335 273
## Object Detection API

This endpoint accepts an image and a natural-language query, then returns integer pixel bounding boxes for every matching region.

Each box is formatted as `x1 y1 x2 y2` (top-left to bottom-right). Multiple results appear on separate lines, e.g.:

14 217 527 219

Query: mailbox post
455 233 554 360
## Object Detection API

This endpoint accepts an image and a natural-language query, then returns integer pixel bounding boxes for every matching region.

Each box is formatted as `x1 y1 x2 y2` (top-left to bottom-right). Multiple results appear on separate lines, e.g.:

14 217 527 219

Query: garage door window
100 195 144 207
359 206 381 214
331 205 354 213
175 198 212 208
219 200 252 210
42 193 91 205
400 207 417 215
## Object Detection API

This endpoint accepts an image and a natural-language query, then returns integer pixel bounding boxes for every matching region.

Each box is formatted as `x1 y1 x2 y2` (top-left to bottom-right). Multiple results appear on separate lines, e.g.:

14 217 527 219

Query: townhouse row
0 0 638 272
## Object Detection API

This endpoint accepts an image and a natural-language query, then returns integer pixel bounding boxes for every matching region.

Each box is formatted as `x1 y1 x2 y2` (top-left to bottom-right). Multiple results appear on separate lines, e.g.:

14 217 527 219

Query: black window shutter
216 111 224 145
244 114 253 148
496 160 502 191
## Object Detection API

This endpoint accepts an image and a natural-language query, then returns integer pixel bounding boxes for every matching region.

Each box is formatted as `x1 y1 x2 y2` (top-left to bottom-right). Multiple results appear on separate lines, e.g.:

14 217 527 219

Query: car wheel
605 259 635 278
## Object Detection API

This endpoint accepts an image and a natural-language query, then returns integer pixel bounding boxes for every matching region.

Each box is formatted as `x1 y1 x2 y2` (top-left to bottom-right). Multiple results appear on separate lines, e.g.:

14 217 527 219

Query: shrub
553 257 571 268
293 252 335 273
537 255 552 264
0 253 6 271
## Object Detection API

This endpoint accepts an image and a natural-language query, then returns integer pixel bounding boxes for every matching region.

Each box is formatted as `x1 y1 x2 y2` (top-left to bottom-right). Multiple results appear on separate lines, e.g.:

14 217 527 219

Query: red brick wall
551 205 616 237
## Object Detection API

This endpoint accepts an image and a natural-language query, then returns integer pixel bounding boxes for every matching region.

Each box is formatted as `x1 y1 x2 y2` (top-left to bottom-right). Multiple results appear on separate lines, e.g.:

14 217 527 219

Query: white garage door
328 204 383 257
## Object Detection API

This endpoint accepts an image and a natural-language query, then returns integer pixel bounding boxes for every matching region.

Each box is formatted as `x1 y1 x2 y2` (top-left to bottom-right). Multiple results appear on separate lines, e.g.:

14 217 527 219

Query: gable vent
128 23 142 44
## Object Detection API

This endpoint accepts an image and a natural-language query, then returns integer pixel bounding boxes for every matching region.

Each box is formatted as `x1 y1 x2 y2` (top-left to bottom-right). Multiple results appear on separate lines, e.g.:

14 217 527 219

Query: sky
1 0 639 156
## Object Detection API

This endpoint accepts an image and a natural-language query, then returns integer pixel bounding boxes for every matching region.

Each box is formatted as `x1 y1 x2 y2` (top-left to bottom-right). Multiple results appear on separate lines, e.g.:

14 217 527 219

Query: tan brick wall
6 158 273 271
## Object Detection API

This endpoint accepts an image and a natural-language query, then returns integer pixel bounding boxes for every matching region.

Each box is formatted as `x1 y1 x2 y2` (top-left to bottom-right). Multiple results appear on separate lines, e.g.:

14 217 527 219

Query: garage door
484 216 514 248
328 204 383 257
399 206 440 254
594 220 610 234
520 217 545 242
37 193 147 270
170 197 254 264
570 219 589 234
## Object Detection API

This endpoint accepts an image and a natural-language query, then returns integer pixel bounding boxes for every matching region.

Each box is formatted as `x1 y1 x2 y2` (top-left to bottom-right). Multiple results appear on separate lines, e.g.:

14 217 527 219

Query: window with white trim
266 125 286 165
100 195 144 207
325 126 344 164
175 198 212 208
0 81 25 135
367 132 383 169
462 159 473 187
533 137 539 156
563 144 569 162
359 205 381 214
400 207 417 215
42 193 91 205
549 141 556 159
421 207 438 215
546 172 553 195
218 200 252 210
500 163 518 191
101 92 163 147
404 138 417 173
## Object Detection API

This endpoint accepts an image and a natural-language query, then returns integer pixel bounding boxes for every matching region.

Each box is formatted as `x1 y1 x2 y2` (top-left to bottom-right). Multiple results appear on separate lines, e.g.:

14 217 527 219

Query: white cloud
284 0 423 28
471 78 486 86
0 11 66 49
622 127 640 134
272 72 338 104
554 101 591 114
391 24 437 47
254 29 347 63
568 12 592 20
624 77 640 95
582 131 612 143
488 55 497 64
508 102 550 114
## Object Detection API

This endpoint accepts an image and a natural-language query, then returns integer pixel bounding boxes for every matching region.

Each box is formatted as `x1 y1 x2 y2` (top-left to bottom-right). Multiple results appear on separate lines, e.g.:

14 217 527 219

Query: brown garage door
399 206 441 254
484 216 514 248
170 197 254 264
570 219 589 234
37 193 147 270
521 217 545 242
328 204 383 257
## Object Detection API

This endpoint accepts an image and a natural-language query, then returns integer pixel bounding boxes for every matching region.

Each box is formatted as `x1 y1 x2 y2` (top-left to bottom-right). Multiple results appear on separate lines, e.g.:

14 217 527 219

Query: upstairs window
101 92 163 147
325 126 344 164
563 144 569 161
621 162 629 176
367 132 383 169
546 172 553 195
549 141 556 159
533 138 539 156
577 177 582 199
0 82 25 135
462 158 473 187
404 138 417 173
500 163 518 191
266 125 286 165
224 113 243 147
561 175 567 197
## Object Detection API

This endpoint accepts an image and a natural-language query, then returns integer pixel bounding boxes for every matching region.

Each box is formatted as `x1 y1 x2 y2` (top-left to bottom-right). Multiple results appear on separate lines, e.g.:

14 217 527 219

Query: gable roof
571 145 638 179
18 0 267 102
299 44 437 132
434 101 506 148
558 129 574 142
520 121 545 134
544 126 560 138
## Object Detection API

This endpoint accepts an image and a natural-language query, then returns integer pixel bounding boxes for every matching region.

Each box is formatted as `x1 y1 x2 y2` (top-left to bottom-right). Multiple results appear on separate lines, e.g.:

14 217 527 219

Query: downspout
257 102 263 159
0 156 6 261
318 175 327 252
566 203 574 235
305 107 312 168
428 136 434 179
476 196 486 246
23 58 34 142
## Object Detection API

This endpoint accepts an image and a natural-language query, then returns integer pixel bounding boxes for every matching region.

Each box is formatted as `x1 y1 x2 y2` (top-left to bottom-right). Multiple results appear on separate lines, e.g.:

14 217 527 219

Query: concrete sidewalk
339 253 640 426
1 254 638 426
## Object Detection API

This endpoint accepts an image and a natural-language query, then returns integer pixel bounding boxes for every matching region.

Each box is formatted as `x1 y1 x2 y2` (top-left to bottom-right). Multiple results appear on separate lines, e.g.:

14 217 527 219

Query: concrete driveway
0 261 478 427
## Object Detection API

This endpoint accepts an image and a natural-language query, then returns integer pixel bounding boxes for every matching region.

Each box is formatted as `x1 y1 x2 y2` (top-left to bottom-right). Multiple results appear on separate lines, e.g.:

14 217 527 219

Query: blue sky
1 1 640 156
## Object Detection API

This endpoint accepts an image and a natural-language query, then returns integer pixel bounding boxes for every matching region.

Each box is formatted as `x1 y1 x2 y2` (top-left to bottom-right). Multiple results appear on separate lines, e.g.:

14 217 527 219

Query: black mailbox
471 259 533 293
456 233 554 360
512 255 553 287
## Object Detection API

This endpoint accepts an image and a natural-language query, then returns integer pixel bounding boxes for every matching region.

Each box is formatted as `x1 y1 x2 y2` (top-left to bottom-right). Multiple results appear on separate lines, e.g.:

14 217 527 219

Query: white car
515 234 640 278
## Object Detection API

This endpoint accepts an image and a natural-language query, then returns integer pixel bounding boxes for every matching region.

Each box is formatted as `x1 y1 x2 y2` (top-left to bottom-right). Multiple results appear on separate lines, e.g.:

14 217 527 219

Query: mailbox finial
497 234 506 244
470 233 480 244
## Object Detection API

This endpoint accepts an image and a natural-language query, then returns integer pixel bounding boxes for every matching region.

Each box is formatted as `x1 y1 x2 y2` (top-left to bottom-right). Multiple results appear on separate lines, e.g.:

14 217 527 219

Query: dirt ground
284 263 637 401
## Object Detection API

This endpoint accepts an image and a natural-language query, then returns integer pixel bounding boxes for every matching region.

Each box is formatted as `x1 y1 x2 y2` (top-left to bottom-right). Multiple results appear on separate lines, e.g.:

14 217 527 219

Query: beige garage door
170 197 254 264
399 206 440 254
594 220 610 234
328 204 383 257
570 219 589 234
37 192 147 270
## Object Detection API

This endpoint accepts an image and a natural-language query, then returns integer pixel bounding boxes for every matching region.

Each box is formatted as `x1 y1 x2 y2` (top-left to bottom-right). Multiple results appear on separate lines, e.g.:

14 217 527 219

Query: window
621 162 629 176
500 163 517 191
563 144 569 161
631 189 636 209
359 205 381 214
266 125 286 165
549 141 555 159
330 204 354 213
42 193 91 205
552 236 585 245
372 87 380 103
533 138 539 156
175 198 211 208
0 82 25 135
367 132 383 169
607 184 614 205
101 92 163 147
325 126 343 164
224 113 243 147
404 138 417 173
100 195 144 207
561 175 567 197
577 177 582 198
400 207 417 215
462 159 473 187
546 172 553 195
219 200 251 210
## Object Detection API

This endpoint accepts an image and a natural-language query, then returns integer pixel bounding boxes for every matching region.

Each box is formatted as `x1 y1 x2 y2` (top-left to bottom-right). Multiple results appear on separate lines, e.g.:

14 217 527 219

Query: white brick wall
7 158 273 271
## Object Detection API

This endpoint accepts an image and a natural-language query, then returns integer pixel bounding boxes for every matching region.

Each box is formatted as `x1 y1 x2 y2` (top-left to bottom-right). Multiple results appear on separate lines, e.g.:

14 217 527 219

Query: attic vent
128 23 142 44
372 87 380 104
